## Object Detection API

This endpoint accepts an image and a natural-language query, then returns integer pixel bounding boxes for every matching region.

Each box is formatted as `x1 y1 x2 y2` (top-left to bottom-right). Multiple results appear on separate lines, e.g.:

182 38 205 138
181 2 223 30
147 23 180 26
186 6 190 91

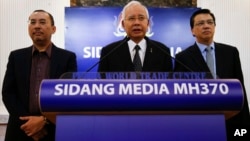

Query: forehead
29 12 50 20
194 14 213 21
125 4 146 16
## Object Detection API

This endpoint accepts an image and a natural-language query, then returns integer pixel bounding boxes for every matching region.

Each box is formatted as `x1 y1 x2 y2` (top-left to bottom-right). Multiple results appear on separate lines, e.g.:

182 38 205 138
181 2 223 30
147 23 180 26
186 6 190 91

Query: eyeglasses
125 16 147 22
194 20 214 27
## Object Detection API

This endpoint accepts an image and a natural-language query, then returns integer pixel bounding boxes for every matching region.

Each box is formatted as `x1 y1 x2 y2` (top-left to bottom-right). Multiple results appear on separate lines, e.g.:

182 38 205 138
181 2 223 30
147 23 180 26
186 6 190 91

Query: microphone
144 37 194 72
85 36 130 72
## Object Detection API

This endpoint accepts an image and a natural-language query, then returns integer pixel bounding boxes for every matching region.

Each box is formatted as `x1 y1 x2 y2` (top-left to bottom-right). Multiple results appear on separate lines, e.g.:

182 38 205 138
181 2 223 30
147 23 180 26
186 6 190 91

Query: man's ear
52 26 56 34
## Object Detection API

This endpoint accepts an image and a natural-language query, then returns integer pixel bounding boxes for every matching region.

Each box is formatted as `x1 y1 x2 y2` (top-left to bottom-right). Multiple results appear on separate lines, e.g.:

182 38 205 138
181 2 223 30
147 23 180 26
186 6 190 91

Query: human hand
19 116 46 137
31 127 48 141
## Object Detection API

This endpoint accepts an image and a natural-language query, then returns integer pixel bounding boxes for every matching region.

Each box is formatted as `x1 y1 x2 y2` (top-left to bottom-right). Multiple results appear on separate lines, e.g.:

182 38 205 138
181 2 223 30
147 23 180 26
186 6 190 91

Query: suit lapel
123 43 133 63
189 44 210 71
49 45 58 78
142 39 153 69
23 47 33 88
214 43 223 76
120 43 134 70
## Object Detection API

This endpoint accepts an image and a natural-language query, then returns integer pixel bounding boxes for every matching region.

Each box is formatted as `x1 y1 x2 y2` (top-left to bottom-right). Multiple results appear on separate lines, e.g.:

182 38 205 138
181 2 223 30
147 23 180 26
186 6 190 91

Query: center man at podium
98 1 173 73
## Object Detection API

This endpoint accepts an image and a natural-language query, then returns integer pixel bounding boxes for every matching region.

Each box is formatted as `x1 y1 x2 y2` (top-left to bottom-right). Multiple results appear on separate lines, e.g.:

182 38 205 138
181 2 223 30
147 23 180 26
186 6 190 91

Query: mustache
33 31 43 34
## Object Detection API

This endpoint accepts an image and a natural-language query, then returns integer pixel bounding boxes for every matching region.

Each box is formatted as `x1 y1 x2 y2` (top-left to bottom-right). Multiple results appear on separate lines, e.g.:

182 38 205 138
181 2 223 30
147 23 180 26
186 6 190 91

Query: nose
35 22 42 27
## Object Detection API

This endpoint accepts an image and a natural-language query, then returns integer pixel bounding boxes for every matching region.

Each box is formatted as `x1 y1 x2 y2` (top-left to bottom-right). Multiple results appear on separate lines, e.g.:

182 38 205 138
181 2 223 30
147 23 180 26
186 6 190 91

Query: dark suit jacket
98 37 173 73
2 44 77 141
174 42 250 139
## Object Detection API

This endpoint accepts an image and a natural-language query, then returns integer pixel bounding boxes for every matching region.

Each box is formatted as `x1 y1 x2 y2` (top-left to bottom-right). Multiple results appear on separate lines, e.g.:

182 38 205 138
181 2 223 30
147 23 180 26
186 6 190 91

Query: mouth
132 28 142 33
33 31 43 35
203 31 211 35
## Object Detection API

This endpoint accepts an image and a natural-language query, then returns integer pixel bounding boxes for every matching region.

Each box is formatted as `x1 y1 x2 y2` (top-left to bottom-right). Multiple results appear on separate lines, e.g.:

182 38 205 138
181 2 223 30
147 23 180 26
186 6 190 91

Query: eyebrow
195 18 213 22
30 18 46 21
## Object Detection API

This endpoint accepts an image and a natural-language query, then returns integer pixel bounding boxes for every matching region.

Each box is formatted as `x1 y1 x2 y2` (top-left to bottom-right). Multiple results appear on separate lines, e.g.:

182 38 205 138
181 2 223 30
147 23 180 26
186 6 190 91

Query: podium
39 72 244 141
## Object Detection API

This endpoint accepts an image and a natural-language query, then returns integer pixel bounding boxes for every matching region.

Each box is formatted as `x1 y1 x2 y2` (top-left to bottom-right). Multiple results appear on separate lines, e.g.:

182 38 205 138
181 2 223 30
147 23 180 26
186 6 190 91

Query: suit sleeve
2 52 29 117
174 53 188 72
66 52 77 72
233 48 244 84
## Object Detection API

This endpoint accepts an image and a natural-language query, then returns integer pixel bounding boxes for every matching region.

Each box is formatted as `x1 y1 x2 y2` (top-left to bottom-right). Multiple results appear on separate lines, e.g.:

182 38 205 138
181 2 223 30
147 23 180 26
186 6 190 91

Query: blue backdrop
65 7 199 72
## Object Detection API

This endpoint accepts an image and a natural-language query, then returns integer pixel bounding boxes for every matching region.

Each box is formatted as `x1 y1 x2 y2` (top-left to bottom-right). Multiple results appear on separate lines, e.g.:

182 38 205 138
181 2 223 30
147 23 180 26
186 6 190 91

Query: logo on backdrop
113 12 126 37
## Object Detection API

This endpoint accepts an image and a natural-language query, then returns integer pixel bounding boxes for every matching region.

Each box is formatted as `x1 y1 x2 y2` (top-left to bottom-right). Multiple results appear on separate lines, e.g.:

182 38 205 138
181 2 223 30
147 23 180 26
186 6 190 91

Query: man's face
191 14 215 44
28 12 56 45
122 4 149 43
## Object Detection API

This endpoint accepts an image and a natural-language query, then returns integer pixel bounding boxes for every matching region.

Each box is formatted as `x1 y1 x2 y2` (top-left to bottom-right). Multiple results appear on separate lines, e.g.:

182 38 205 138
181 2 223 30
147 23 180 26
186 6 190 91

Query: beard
33 37 48 46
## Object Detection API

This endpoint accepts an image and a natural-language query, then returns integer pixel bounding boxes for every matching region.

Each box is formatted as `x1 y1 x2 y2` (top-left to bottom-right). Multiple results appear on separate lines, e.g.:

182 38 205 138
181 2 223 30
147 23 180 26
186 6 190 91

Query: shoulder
215 42 237 50
101 39 125 53
104 40 124 48
151 40 167 46
9 46 32 57
52 44 76 56
175 44 196 57
214 42 239 55
147 39 170 50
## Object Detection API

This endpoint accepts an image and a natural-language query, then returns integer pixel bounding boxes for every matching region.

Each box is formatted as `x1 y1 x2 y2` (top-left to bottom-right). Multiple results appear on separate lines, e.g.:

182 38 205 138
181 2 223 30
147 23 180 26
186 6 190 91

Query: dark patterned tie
133 45 142 72
205 47 215 78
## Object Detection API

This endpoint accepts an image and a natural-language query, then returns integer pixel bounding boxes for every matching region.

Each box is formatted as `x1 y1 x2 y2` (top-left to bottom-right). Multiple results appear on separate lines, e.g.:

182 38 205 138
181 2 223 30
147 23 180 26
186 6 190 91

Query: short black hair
31 9 55 26
190 9 216 29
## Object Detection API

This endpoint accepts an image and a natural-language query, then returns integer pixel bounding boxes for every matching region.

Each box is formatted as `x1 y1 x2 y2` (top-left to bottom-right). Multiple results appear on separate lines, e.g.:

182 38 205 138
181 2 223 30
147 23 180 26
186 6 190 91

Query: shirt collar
32 43 52 58
196 41 215 53
128 38 146 53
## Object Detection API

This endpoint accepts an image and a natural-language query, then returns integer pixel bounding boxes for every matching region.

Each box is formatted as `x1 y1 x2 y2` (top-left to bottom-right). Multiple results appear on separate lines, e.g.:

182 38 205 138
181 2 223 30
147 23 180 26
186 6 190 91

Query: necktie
205 47 215 78
133 45 142 71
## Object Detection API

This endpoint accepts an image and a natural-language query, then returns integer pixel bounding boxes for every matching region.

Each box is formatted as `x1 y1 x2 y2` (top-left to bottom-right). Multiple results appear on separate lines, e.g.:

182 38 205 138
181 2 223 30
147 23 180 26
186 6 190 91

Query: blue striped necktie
205 47 215 78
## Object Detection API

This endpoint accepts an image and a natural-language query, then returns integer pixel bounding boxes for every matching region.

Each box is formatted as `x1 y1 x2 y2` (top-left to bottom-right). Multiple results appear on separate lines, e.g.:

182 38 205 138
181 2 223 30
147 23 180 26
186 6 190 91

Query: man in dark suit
2 10 77 141
98 1 172 74
174 9 250 140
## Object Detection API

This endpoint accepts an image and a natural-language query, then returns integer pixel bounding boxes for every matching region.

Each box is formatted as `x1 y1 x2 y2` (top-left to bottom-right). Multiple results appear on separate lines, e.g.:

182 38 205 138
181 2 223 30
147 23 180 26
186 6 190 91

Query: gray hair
121 1 149 21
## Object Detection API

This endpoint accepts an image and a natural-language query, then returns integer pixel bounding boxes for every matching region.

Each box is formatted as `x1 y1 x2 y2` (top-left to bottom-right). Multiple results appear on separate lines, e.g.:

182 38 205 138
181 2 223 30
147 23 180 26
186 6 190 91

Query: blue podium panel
40 79 243 112
56 114 226 141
